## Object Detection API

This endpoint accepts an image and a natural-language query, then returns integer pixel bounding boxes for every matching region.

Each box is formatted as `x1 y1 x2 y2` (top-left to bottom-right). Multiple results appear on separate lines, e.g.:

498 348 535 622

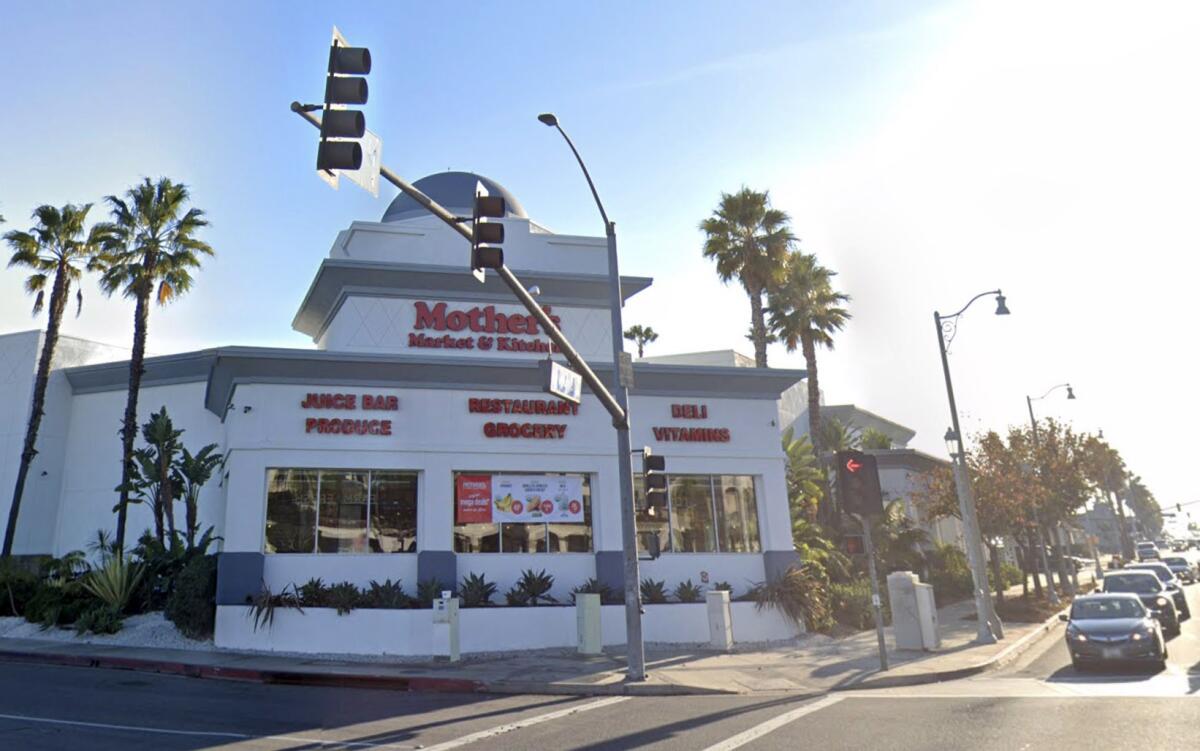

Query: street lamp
538 112 646 682
934 289 1008 644
1025 383 1075 605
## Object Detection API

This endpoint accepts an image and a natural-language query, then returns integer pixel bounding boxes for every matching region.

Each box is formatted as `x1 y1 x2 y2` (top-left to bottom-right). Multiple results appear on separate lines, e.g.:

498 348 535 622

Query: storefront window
633 473 761 554
265 469 418 554
453 472 592 553
669 475 717 552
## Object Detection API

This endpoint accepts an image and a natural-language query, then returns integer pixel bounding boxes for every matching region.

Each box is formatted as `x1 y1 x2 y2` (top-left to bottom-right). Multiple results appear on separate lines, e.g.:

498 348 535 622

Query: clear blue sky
3 1 1197 511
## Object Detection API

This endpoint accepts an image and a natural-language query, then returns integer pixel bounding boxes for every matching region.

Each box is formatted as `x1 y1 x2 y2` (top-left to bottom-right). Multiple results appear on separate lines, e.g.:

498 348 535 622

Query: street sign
836 450 884 516
618 351 634 389
541 360 582 405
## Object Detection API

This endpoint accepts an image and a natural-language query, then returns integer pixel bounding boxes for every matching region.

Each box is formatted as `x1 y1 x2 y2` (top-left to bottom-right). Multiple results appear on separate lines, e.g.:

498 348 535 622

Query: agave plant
750 564 832 633
248 583 303 632
82 555 145 613
570 577 619 605
363 579 409 609
639 578 669 604
459 572 497 608
674 579 704 603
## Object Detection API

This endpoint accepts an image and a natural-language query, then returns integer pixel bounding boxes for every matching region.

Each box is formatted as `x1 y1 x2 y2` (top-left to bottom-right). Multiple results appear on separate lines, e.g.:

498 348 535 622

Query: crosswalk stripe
700 695 844 751
420 696 629 751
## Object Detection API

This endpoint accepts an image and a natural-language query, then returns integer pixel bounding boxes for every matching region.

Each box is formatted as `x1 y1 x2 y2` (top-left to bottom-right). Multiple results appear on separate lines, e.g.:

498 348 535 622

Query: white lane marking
0 711 413 748
420 695 629 751
701 695 844 751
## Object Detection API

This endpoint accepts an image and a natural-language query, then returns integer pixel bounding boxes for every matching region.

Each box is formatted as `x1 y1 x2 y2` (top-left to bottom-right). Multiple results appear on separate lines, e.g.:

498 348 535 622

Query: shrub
750 564 832 633
0 562 39 617
639 578 669 604
74 603 123 635
459 573 497 608
829 580 889 630
674 579 703 603
326 581 362 616
711 581 734 594
505 569 556 607
997 563 1024 589
165 555 217 639
416 578 448 608
83 556 145 613
297 578 329 607
24 581 94 628
363 579 409 609
926 545 974 602
247 583 303 632
570 578 619 605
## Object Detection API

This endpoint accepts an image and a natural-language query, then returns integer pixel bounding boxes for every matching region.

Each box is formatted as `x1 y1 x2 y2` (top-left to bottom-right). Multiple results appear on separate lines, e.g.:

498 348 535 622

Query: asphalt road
1 581 1197 751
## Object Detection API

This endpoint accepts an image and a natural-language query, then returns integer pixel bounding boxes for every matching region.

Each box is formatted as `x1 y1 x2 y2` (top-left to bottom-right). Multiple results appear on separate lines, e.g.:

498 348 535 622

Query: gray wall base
763 550 802 583
594 550 624 595
216 552 265 606
418 550 457 589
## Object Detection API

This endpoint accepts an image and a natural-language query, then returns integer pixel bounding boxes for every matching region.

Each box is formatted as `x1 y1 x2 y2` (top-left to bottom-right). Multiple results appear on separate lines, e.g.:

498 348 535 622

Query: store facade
0 172 806 652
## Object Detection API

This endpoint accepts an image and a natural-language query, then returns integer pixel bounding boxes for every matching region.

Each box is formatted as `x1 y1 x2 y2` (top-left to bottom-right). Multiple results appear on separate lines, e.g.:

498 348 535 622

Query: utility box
886 571 923 650
915 583 940 650
432 596 460 662
706 590 733 651
575 593 602 655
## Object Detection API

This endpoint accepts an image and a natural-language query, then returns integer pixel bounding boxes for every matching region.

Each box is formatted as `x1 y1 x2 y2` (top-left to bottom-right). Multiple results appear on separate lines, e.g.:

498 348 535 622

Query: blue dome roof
381 171 527 223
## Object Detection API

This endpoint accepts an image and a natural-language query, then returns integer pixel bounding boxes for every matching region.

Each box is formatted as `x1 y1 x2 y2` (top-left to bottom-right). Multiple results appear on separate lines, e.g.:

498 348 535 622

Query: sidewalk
0 574 1090 697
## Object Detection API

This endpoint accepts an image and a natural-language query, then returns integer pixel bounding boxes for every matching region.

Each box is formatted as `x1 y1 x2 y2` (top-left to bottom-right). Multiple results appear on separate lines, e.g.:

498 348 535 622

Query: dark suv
1123 562 1190 620
1102 571 1181 636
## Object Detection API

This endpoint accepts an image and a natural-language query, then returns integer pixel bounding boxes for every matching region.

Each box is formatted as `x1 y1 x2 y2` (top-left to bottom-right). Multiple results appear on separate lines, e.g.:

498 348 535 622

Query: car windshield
1072 599 1145 620
1128 566 1172 582
1163 557 1187 567
1104 575 1160 594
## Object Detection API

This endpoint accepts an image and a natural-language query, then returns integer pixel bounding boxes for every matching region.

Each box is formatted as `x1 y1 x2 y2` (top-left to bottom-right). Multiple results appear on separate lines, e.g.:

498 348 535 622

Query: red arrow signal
845 458 863 473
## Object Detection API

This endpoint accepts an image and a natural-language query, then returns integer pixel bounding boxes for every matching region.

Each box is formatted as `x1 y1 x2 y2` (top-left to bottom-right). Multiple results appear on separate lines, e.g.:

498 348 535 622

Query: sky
1 1 1197 511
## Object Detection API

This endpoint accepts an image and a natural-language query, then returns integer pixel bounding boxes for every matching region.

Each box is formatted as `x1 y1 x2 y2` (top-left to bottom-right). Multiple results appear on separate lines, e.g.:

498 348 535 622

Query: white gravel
0 613 216 652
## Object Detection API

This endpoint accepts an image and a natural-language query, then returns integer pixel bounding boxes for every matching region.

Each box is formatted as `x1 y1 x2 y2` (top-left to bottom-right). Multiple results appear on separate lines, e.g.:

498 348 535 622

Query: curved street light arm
1031 383 1072 402
548 121 611 232
939 288 1003 321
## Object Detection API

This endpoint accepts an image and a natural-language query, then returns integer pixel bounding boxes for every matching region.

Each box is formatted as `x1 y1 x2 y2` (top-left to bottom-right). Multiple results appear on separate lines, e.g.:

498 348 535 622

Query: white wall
0 331 39 552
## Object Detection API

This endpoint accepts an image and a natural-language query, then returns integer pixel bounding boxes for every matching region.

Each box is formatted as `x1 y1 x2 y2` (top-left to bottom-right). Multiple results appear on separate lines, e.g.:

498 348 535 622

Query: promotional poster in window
456 474 584 524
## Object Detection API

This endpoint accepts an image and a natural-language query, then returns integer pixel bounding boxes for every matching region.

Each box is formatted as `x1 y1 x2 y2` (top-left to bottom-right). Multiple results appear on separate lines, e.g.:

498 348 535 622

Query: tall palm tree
96 178 214 551
700 188 793 367
766 252 850 521
3 204 106 557
623 324 658 358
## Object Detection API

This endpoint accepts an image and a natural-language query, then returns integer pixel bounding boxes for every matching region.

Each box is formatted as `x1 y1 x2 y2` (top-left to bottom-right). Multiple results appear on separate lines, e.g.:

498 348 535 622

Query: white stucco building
0 172 807 653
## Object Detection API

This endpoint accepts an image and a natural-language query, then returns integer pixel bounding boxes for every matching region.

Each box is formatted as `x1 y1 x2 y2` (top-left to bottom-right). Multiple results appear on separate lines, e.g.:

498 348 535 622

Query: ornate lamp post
934 290 1009 643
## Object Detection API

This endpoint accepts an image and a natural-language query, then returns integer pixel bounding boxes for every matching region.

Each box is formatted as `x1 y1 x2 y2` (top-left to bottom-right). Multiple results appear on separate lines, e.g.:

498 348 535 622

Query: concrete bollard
706 590 733 651
432 595 460 662
576 593 602 655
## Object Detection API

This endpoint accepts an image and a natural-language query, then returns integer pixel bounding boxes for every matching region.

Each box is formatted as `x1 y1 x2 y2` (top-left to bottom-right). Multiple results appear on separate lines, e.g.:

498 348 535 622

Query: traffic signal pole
859 513 888 671
290 102 647 681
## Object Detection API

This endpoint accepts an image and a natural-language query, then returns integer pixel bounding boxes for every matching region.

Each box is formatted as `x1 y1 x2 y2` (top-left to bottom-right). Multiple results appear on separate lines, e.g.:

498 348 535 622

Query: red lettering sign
412 301 562 335
482 422 568 439
670 403 708 419
456 475 493 524
651 426 731 442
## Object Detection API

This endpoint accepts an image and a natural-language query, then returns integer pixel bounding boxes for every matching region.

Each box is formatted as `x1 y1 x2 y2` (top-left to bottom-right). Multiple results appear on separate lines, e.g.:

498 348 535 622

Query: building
0 172 807 653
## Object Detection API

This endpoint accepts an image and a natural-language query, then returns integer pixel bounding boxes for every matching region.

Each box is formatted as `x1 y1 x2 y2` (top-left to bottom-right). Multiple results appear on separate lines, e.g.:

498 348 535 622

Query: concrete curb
836 605 1066 691
0 646 735 697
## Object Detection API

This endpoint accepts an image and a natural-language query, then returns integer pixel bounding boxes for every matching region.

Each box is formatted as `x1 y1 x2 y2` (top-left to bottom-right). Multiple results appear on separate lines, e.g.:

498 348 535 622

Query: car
1136 541 1160 561
1161 556 1196 585
1102 571 1181 636
1060 593 1167 670
1124 562 1191 620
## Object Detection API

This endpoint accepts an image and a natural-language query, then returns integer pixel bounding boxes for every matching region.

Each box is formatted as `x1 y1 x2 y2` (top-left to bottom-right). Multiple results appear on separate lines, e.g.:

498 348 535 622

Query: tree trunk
152 495 164 546
1025 531 1044 598
1110 488 1134 560
1016 539 1030 597
160 456 175 545
637 341 644 358
800 332 835 525
748 285 768 368
2 267 70 558
186 491 197 550
1046 524 1073 596
115 287 152 553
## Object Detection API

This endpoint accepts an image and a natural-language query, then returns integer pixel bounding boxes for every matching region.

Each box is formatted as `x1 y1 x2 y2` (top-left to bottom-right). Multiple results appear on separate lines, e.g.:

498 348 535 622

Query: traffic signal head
316 29 371 175
643 449 667 515
471 186 506 279
836 450 884 517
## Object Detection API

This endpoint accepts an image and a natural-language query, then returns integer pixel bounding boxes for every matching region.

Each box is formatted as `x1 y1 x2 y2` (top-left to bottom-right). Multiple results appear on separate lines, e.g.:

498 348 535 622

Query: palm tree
175 443 222 550
818 417 861 452
860 428 893 450
767 252 850 523
3 204 106 557
623 324 658 359
140 407 182 544
96 178 214 551
700 188 793 367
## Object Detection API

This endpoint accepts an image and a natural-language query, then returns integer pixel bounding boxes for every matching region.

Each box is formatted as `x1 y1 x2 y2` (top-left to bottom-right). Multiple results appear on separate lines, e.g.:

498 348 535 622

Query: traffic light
317 29 371 172
642 449 667 516
836 450 884 516
471 183 505 281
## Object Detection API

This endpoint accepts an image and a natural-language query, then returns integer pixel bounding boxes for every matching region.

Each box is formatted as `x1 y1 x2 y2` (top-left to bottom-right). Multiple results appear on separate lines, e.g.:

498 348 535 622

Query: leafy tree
1080 434 1132 557
865 500 929 576
782 427 823 521
3 204 106 557
860 428 893 450
766 251 851 475
141 408 183 544
700 188 793 367
96 178 214 551
818 417 861 453
622 324 658 358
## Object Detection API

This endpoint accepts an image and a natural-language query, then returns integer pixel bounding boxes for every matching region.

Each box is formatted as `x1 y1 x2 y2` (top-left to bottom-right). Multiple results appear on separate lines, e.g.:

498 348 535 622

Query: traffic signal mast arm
290 102 629 429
